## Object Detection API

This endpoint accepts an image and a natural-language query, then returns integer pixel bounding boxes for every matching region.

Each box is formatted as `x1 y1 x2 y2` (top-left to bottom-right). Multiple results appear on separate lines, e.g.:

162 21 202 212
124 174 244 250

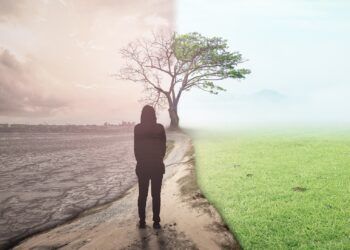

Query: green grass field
191 127 350 250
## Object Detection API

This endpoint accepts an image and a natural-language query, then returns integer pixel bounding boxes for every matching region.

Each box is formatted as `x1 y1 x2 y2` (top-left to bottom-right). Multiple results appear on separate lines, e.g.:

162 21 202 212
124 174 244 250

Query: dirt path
13 132 240 250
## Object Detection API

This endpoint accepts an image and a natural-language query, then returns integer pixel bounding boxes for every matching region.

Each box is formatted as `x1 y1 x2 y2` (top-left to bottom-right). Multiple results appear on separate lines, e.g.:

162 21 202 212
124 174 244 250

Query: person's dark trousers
137 172 163 223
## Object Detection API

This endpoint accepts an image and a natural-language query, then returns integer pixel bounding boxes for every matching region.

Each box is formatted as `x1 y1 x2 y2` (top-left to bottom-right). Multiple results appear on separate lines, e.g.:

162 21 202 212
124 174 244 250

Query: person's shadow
137 227 167 250
138 228 150 249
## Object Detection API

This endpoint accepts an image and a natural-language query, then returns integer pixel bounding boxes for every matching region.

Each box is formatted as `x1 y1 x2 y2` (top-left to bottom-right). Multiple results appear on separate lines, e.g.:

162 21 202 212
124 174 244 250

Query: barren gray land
11 132 239 250
0 132 137 249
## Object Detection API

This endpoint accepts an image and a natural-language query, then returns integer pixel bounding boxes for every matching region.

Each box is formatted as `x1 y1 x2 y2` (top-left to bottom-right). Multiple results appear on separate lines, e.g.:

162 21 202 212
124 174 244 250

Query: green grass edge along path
191 127 350 250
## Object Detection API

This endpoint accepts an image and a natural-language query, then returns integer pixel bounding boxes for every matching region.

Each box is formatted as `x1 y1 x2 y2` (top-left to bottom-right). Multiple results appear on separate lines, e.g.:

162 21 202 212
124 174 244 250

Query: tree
117 32 250 129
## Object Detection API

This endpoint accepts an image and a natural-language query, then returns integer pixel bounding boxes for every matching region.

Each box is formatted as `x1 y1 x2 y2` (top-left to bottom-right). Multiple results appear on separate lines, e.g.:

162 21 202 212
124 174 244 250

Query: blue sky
177 0 350 128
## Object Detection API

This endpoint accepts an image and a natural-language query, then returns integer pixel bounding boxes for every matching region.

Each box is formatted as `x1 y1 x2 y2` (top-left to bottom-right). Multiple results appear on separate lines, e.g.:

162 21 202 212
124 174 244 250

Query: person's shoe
138 221 146 229
153 222 161 229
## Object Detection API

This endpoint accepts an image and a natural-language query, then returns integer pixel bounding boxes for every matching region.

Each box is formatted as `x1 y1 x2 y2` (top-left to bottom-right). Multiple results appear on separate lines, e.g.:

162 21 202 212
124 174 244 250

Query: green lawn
191 127 350 250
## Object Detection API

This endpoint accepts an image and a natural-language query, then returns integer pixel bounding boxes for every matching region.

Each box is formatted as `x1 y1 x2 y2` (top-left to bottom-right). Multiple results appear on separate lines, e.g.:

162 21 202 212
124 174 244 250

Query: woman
134 105 166 229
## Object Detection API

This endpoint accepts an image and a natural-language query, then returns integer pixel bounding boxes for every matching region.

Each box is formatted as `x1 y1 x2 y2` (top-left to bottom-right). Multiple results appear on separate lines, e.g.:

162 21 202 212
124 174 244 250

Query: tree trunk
168 105 179 130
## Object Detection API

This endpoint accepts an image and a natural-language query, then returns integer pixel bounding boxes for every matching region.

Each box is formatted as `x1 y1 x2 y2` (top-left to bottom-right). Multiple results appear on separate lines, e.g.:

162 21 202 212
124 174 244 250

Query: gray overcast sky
177 0 350 128
0 0 174 125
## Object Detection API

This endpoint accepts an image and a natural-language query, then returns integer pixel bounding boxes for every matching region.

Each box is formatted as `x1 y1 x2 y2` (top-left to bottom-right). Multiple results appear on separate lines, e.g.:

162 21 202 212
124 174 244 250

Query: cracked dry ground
0 132 138 249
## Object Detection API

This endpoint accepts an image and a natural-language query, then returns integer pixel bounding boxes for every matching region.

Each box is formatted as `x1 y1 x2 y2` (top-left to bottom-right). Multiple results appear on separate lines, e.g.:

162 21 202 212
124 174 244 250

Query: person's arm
134 125 140 162
160 125 166 159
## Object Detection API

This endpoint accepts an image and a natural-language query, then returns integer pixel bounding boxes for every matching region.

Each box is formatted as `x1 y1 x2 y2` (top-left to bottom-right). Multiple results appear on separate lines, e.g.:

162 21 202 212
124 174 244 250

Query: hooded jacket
134 106 166 175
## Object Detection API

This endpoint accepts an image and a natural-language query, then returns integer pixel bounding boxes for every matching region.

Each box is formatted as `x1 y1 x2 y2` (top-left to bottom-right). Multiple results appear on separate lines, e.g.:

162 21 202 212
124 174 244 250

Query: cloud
0 49 67 116
0 1 40 22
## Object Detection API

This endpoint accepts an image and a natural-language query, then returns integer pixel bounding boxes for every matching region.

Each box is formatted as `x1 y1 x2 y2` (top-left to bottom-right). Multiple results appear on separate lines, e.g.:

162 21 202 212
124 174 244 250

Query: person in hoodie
134 105 166 229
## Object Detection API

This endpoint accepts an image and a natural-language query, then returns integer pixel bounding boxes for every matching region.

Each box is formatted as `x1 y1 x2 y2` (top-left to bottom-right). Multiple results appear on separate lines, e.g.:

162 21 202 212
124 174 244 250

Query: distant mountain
253 89 287 102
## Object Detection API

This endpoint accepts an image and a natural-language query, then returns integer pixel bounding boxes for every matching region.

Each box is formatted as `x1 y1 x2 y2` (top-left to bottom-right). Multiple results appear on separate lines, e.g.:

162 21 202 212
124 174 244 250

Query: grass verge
191 127 350 250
